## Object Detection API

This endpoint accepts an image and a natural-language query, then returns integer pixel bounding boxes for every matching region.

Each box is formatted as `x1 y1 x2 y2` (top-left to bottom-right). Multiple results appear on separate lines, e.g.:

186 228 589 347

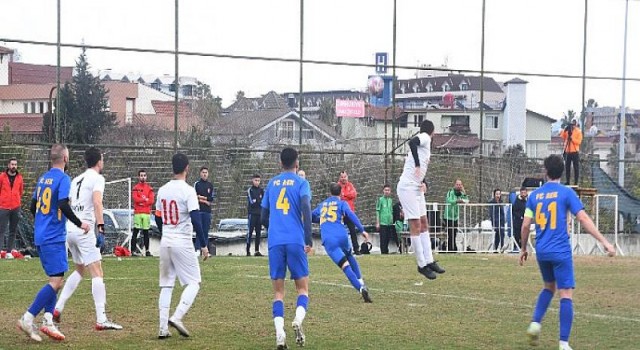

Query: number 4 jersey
261 171 311 247
155 179 200 247
525 182 584 259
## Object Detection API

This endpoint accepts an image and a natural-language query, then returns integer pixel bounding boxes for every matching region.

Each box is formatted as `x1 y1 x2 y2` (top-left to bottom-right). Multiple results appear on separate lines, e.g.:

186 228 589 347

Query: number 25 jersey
261 172 311 247
155 179 200 247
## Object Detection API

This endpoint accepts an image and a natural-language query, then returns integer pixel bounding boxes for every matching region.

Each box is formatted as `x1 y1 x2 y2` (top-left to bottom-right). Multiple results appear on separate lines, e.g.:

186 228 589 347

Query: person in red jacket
132 169 155 256
0 157 23 252
338 171 361 254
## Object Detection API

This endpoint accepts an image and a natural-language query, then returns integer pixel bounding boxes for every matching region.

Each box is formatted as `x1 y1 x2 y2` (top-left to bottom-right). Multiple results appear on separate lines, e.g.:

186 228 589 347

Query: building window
449 115 469 126
125 98 134 125
526 143 538 158
426 83 433 92
169 84 176 92
460 82 469 91
24 103 28 114
485 114 499 129
31 102 36 114
39 102 45 113
182 85 193 97
302 129 314 139
442 83 450 92
277 120 295 139
413 114 424 127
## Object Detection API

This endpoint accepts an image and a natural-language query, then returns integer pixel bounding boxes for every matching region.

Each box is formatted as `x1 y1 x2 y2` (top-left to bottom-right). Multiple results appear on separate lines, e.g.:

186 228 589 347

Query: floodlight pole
173 0 179 151
479 0 486 199
56 0 61 143
580 0 588 134
298 0 304 146
390 0 397 182
618 0 629 187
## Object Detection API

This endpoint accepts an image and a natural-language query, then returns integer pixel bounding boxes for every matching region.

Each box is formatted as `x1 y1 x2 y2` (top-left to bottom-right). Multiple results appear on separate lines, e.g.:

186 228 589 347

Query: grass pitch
0 254 638 349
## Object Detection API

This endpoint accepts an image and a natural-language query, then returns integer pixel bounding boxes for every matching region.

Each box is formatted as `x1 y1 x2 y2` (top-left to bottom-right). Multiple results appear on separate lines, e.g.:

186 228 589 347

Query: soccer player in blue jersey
17 144 90 342
519 154 615 350
261 148 312 349
312 183 372 303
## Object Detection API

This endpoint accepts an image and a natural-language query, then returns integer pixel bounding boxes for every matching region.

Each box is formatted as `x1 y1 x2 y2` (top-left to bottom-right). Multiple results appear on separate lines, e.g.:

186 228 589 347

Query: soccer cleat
360 286 373 303
169 317 190 337
158 329 172 339
145 251 152 257
527 322 541 346
418 265 436 280
17 316 42 342
40 321 65 341
427 261 446 274
292 320 305 347
254 251 263 257
52 309 61 324
276 332 288 349
95 320 123 331
559 342 573 350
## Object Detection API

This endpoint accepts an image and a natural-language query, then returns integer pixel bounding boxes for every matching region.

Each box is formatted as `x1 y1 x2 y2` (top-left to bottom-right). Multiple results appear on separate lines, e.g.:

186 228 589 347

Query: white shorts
397 183 426 220
159 246 201 287
67 228 102 266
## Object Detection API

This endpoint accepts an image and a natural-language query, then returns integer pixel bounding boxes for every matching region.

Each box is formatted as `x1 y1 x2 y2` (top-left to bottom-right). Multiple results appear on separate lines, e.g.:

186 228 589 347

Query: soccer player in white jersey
155 153 209 339
53 147 123 330
396 120 446 280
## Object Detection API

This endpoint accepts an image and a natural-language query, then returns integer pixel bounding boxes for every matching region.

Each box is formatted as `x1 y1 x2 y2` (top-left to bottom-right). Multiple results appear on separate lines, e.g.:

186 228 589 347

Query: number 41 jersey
261 172 311 247
155 179 200 247
525 182 584 259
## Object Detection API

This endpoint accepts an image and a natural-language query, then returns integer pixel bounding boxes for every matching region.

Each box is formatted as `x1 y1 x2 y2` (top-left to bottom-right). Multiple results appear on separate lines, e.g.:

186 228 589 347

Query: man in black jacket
511 186 528 251
194 166 215 252
246 174 264 256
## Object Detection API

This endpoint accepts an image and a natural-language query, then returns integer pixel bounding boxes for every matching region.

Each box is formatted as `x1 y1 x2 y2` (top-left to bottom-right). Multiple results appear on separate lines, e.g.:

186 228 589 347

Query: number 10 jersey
155 179 200 247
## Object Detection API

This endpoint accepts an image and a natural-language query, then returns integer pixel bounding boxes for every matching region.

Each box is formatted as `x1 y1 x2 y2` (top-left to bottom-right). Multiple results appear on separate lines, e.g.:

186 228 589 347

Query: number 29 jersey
155 179 200 247
525 182 584 259
261 172 311 247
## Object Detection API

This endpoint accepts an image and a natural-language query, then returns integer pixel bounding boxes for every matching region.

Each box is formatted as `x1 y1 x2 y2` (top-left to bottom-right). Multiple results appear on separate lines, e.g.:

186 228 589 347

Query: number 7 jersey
525 182 584 258
155 179 200 247
68 168 105 230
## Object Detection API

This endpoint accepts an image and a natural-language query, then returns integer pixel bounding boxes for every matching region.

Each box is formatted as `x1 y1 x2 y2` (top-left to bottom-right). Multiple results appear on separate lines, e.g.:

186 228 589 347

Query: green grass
0 254 638 350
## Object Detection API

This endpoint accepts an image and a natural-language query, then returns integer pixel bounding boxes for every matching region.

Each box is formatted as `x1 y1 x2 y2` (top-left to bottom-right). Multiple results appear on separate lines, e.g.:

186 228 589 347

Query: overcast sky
1 0 639 119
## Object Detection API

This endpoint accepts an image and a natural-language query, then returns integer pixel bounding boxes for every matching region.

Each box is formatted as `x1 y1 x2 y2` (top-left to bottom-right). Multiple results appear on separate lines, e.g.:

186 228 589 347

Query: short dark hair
330 182 342 196
520 186 527 191
420 119 435 135
50 144 67 163
382 184 391 190
138 169 146 175
172 153 189 175
252 173 261 179
544 154 564 180
280 148 298 169
200 166 208 172
8 157 17 163
85 147 102 168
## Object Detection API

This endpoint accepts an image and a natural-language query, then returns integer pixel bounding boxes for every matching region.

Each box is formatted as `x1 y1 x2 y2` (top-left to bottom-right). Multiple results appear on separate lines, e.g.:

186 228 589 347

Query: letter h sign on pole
375 52 388 74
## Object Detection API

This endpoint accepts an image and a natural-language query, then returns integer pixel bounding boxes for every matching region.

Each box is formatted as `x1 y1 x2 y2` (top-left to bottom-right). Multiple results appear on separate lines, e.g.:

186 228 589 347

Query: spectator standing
0 158 23 251
489 188 506 252
132 169 154 256
246 174 264 256
194 166 215 252
443 179 469 252
338 171 359 254
392 201 404 253
297 169 306 179
511 186 528 251
559 119 583 185
376 184 396 254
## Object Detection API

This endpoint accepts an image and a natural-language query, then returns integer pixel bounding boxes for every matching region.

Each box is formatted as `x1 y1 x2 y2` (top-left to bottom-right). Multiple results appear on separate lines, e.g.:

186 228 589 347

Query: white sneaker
158 329 172 339
527 322 541 346
40 320 65 341
95 320 123 331
559 341 573 350
168 317 190 337
276 332 288 349
292 319 305 347
17 315 42 342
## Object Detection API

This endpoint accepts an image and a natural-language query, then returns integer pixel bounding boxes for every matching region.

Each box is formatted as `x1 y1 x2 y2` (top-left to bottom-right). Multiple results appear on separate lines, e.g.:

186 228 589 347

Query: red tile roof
9 62 73 85
0 46 14 55
0 84 56 100
136 100 201 132
365 105 405 120
0 114 44 134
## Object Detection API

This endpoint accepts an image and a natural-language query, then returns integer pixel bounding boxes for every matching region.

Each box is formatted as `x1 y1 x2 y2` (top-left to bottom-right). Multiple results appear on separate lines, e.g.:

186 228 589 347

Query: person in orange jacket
0 157 23 252
132 169 155 256
338 171 360 254
559 119 583 185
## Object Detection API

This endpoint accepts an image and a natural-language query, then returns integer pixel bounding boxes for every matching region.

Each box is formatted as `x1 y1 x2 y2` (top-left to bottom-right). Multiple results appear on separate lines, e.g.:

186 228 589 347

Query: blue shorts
536 256 575 289
268 244 308 280
37 242 68 277
323 236 351 267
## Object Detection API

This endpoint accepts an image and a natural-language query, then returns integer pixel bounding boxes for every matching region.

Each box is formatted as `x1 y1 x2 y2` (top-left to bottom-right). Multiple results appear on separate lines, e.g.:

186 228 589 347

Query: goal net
103 177 132 254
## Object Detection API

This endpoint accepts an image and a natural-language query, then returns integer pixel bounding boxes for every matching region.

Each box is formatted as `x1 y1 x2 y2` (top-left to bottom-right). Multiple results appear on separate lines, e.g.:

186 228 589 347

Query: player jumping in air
18 144 90 342
396 119 445 279
312 182 372 303
520 154 615 350
54 147 123 331
155 153 209 339
261 148 313 349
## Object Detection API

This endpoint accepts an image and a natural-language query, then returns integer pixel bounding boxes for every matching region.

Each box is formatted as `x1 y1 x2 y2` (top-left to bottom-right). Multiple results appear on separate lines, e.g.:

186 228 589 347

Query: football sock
343 265 363 291
43 312 54 325
173 283 200 321
44 290 57 314
56 270 83 312
142 230 150 251
273 300 285 334
159 287 173 330
532 288 554 323
420 231 434 264
28 284 56 317
295 294 308 323
410 236 427 268
346 255 362 279
92 277 107 323
131 228 139 251
559 298 573 342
